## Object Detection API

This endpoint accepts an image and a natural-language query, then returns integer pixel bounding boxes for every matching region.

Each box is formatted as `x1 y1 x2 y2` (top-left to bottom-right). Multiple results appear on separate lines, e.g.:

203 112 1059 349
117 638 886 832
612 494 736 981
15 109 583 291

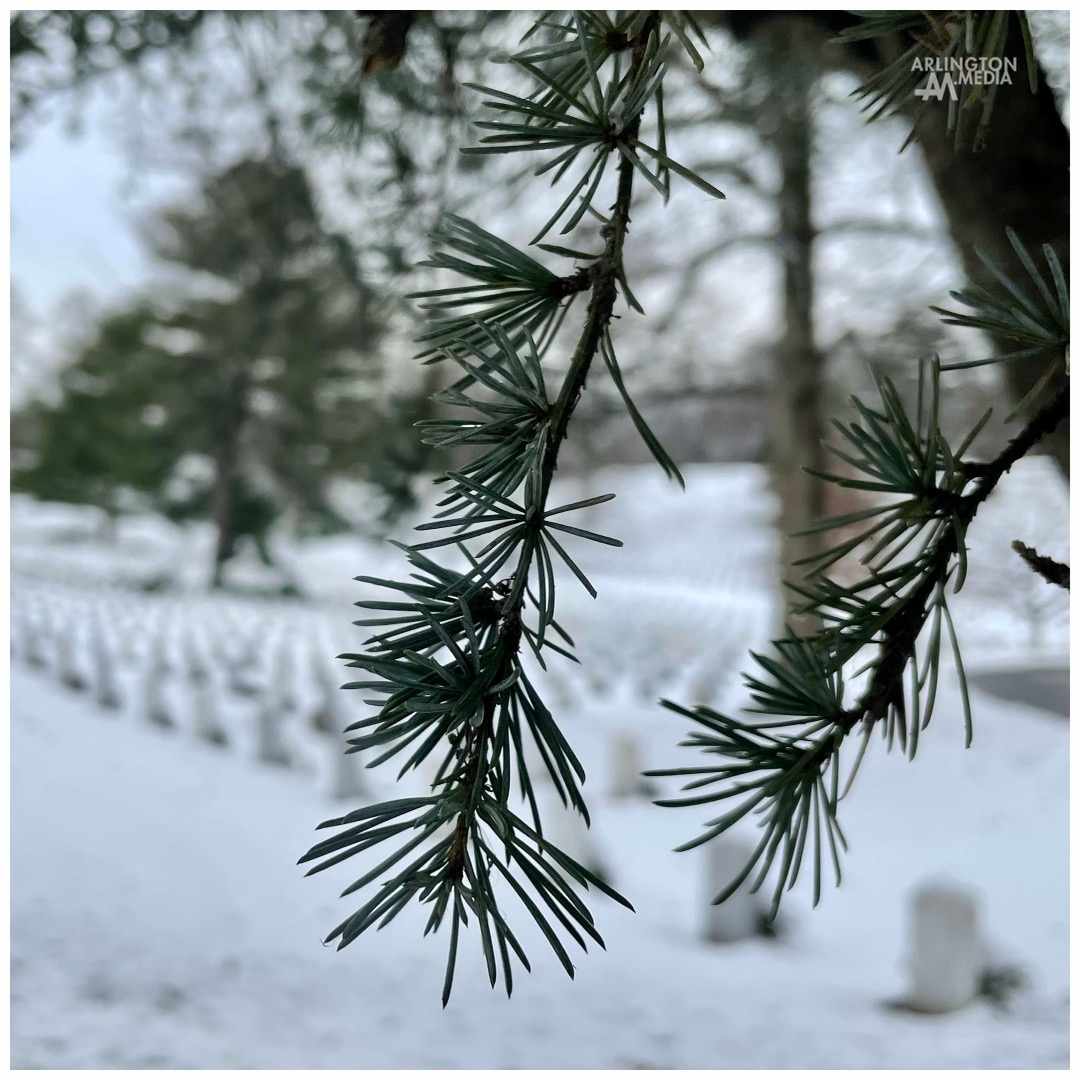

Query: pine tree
12 304 177 517
13 156 424 584
144 157 391 584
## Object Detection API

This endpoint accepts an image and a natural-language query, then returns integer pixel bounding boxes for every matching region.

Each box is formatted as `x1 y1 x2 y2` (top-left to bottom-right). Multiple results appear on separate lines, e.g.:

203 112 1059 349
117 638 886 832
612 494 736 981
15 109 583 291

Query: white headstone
23 619 47 668
703 836 766 943
609 732 653 799
315 677 370 800
311 653 345 736
56 627 88 692
904 881 981 1013
542 789 605 881
91 628 122 710
185 634 210 684
228 638 262 697
192 676 229 747
269 640 298 711
142 661 174 729
324 740 370 801
116 625 139 663
254 694 291 766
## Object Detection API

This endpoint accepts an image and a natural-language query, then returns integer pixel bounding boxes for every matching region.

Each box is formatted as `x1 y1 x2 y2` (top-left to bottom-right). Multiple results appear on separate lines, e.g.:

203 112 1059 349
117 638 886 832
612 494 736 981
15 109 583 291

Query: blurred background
9 11 1069 1069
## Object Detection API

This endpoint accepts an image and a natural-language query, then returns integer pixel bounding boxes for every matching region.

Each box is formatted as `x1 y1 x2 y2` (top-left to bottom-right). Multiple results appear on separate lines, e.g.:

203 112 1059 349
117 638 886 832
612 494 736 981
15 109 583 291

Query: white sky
12 119 148 305
10 95 193 401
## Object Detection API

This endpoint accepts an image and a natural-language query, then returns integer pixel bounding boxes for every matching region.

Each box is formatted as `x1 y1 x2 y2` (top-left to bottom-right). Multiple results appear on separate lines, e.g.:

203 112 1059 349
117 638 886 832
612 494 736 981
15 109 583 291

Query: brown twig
359 11 416 74
1011 539 1070 591
446 15 660 885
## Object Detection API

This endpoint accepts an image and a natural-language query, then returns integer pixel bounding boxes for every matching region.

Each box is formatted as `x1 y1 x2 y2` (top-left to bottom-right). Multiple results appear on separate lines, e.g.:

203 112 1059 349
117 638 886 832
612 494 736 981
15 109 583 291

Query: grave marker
91 625 122 710
192 674 229 747
608 732 656 799
703 836 767 943
56 626 88 692
903 881 981 1013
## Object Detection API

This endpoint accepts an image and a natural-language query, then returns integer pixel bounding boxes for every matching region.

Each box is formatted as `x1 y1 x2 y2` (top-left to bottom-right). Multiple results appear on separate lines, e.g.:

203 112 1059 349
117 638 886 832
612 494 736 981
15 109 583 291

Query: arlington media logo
912 55 1018 102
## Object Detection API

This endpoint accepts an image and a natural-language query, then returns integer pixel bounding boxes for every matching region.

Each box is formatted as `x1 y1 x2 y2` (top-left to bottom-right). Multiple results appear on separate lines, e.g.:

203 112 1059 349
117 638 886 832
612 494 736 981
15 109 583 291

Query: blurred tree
145 156 386 585
755 24 827 636
11 9 488 562
10 10 491 275
12 156 430 586
10 10 209 146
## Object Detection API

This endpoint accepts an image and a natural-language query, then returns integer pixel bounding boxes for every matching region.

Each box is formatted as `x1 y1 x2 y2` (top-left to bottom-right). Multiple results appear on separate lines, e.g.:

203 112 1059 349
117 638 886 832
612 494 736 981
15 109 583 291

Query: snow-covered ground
10 461 1069 1069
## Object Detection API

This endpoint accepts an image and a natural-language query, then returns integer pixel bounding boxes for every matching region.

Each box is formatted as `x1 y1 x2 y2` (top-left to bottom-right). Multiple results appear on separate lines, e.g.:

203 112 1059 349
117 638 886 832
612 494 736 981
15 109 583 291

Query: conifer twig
449 17 660 887
653 370 1069 914
302 11 723 1005
1011 539 1070 591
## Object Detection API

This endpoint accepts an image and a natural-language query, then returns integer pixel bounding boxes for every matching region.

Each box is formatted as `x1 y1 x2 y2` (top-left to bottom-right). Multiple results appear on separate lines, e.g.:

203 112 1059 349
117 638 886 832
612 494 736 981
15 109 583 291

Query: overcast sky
10 93 192 401
11 105 191 303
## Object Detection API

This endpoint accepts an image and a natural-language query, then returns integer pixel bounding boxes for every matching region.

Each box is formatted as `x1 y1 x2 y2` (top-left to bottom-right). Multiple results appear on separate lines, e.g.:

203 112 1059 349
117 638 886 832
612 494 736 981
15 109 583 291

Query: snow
10 462 1069 1069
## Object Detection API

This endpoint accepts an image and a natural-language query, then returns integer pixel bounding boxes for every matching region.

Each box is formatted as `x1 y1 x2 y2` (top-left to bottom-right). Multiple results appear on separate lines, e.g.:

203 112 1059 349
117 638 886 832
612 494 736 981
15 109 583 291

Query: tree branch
841 385 1070 734
1011 539 1070 591
447 14 659 885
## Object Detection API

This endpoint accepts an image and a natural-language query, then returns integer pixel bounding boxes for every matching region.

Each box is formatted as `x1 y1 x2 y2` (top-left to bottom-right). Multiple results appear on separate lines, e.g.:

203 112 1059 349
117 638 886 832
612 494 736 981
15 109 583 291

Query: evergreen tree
13 156 423 584
145 156 389 584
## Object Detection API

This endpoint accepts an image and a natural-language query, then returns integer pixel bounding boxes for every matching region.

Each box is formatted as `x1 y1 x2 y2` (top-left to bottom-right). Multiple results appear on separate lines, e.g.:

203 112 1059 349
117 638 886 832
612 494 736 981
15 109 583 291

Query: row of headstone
13 588 371 802
524 634 736 716
16 585 1016 1015
17 565 753 738
13 578 343 686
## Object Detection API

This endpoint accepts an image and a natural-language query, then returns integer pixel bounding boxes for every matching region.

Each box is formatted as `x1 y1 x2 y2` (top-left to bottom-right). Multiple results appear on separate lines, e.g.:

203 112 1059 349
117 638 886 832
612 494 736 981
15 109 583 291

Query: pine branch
302 10 723 1005
444 9 660 900
654 339 1068 914
840 384 1069 736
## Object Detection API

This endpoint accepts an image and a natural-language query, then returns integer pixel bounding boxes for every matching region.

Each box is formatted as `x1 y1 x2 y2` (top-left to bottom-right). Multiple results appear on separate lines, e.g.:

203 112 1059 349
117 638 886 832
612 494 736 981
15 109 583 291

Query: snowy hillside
10 461 1069 1069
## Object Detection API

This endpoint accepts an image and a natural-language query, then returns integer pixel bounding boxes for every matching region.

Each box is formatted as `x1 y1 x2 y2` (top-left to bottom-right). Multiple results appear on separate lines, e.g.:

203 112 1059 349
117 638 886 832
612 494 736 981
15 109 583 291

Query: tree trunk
210 458 237 588
210 420 244 588
713 11 1070 479
887 18 1069 477
208 362 253 589
762 32 827 637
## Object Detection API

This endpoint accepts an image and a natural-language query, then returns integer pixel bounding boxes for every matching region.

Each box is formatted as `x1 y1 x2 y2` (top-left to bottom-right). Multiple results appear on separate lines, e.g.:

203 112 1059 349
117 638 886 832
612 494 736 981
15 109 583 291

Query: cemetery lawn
10 462 1069 1068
